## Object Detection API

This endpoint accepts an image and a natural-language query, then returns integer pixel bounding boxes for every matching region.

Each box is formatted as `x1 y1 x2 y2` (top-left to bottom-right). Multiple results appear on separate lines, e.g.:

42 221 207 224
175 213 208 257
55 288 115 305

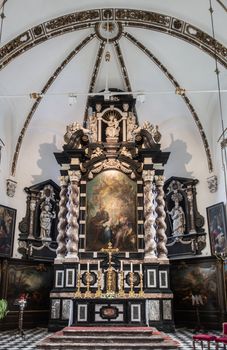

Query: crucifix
101 242 119 294
101 241 119 268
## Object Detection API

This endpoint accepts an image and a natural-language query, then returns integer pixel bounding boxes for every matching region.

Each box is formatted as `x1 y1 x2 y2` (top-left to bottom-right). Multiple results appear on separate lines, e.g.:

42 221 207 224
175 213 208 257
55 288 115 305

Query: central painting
86 170 137 252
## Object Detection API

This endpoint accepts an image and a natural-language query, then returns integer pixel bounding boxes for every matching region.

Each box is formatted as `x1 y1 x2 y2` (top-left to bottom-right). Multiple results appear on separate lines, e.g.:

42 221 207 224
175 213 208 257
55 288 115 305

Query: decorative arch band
0 8 226 70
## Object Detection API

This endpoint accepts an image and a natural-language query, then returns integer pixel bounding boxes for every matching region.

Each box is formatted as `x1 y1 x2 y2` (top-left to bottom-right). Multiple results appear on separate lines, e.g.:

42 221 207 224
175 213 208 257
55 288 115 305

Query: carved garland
87 159 137 179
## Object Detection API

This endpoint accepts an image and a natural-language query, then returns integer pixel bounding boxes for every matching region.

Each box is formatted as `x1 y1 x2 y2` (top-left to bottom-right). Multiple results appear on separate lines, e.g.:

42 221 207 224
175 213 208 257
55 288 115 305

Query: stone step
37 341 179 350
37 327 180 350
50 334 165 344
63 326 155 337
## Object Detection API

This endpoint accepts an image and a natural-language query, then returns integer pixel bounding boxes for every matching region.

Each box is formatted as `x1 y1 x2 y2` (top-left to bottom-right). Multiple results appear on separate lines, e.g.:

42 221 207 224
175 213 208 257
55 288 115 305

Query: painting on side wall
86 170 137 252
223 260 227 311
170 260 219 311
3 261 53 311
0 205 16 257
207 202 227 255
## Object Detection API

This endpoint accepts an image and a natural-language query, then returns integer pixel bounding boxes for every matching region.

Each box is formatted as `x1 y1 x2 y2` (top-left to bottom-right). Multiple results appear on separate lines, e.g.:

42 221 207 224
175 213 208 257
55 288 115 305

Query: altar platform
37 326 180 349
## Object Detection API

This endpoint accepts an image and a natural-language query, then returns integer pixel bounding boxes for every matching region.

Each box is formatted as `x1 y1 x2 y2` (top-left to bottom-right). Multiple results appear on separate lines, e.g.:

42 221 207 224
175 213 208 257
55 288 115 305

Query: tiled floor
0 327 222 349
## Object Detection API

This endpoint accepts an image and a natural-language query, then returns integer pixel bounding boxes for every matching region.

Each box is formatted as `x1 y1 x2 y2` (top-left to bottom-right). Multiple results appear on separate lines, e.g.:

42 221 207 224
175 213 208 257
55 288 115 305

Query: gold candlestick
129 271 135 298
95 270 102 298
84 271 92 298
138 272 145 297
117 270 125 298
74 271 82 298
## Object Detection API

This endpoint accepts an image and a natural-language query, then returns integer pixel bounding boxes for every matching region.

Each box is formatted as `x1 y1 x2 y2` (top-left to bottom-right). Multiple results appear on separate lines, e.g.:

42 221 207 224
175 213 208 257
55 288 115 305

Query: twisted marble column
155 175 168 260
56 176 68 260
66 170 81 260
142 170 156 260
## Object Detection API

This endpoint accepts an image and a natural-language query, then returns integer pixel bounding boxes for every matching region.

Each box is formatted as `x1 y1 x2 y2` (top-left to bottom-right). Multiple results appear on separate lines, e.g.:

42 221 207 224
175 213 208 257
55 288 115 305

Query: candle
120 260 123 271
130 262 133 273
98 261 100 270
140 264 142 274
78 263 80 273
87 262 90 272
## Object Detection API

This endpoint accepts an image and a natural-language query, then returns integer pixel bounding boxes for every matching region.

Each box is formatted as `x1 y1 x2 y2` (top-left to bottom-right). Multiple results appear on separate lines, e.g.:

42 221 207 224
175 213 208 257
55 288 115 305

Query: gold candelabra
84 271 92 298
74 271 82 298
117 270 125 298
138 272 145 297
95 270 102 298
129 271 135 298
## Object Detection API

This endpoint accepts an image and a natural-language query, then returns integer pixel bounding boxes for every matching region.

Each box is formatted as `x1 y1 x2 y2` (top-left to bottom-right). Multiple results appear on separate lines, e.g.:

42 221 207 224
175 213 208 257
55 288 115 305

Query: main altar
49 93 173 331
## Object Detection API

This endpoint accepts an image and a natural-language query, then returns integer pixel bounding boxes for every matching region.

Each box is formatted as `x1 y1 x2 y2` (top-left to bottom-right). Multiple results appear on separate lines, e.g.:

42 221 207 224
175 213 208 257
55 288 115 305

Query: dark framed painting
170 258 219 311
85 170 137 252
223 260 227 311
207 202 227 255
0 204 16 257
2 260 53 311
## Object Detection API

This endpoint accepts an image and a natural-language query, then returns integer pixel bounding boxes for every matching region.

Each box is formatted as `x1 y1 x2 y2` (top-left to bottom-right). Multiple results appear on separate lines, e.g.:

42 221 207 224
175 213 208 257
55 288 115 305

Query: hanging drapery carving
142 170 156 260
66 171 81 260
155 175 168 260
56 176 68 260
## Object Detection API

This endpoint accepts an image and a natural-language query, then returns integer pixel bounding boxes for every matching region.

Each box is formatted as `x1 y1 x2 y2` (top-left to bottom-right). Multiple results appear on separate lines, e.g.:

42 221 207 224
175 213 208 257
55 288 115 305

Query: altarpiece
49 94 174 331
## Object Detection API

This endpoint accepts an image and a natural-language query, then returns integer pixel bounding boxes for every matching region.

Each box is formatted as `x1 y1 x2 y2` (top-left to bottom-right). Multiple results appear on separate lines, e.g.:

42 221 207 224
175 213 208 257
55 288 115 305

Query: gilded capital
142 170 155 183
59 176 68 187
68 170 81 183
155 175 165 185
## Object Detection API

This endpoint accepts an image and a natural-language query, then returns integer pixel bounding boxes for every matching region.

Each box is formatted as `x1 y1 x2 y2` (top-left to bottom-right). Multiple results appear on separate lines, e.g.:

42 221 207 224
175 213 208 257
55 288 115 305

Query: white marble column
186 185 197 234
155 175 168 260
28 194 37 239
142 170 156 260
56 176 68 261
65 170 81 261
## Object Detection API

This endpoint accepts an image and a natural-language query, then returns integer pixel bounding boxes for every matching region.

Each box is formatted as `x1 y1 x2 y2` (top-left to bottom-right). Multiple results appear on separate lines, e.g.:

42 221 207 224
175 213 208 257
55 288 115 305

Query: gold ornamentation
138 272 145 297
129 271 135 298
175 87 186 95
74 271 82 298
117 270 125 298
84 271 92 298
101 242 119 296
95 270 102 298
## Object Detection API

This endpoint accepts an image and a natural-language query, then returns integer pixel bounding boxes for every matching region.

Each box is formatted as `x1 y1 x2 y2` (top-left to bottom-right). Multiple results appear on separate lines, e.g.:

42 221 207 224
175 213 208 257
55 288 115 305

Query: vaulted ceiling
0 0 226 186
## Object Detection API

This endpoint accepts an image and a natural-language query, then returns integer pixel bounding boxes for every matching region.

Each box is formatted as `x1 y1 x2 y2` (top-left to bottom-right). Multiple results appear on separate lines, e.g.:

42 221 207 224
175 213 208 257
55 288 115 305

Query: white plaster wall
210 93 227 206
0 102 13 206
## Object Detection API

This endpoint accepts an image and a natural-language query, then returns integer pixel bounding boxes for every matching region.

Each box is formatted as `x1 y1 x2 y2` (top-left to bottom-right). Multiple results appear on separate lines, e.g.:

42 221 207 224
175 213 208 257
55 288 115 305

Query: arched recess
0 8 226 70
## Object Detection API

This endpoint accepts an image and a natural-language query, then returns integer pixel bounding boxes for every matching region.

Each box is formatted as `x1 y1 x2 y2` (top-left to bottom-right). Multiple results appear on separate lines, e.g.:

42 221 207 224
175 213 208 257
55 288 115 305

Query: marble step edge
37 342 179 349
49 336 165 343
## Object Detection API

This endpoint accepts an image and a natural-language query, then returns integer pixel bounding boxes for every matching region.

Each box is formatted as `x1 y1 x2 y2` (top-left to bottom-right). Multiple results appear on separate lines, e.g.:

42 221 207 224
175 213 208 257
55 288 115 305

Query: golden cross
101 242 119 268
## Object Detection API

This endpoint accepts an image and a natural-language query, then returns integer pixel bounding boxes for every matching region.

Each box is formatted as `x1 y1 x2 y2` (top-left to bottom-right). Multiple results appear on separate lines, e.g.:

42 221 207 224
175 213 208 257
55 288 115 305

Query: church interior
0 0 226 349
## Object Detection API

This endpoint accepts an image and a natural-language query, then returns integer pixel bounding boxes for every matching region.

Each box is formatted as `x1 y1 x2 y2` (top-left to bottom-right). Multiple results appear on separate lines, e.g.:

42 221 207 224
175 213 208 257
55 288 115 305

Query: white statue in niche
168 201 185 237
40 201 56 241
105 115 120 139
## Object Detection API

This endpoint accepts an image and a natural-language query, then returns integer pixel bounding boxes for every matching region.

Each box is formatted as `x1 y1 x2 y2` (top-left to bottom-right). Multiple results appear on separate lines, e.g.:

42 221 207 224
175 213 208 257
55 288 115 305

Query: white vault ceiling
0 0 226 185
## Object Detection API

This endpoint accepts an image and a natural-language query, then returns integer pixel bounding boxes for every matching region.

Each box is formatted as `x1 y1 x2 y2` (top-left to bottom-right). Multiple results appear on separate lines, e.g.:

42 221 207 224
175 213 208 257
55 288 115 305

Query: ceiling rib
123 32 213 172
84 40 105 125
113 41 132 92
0 8 226 70
11 33 95 177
